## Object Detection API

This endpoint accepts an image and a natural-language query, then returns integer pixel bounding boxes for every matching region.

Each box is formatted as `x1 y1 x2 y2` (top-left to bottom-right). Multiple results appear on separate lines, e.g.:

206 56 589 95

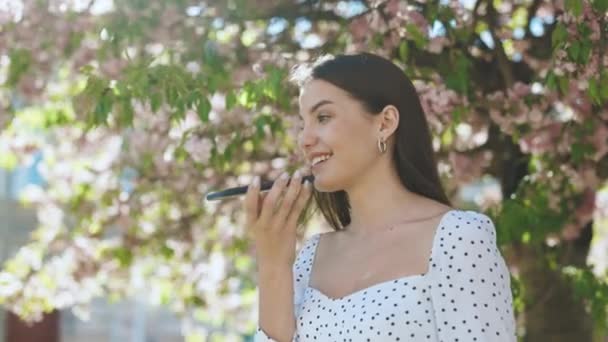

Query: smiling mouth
312 156 331 169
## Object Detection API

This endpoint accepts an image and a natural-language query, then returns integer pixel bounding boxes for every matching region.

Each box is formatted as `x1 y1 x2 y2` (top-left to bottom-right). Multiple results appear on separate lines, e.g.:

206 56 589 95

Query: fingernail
294 170 301 179
253 176 260 187
281 172 289 180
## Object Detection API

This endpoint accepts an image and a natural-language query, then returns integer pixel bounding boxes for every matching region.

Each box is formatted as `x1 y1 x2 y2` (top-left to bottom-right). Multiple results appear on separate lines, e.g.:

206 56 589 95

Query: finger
275 170 303 225
259 172 289 224
244 175 260 227
285 177 312 230
258 191 267 209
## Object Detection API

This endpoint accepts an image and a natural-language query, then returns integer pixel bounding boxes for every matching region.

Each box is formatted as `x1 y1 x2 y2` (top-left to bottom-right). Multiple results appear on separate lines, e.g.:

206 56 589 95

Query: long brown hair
291 53 450 233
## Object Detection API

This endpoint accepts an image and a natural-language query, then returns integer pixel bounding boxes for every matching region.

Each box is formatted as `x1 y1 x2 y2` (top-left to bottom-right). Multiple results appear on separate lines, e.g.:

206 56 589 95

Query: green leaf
452 105 465 123
592 0 608 12
474 21 489 34
578 41 592 64
150 91 162 112
405 23 428 49
444 53 470 95
113 247 133 267
196 96 211 123
165 85 178 107
567 41 580 61
577 23 592 39
551 23 568 50
254 115 269 138
117 97 134 126
588 78 601 105
571 142 595 163
558 76 569 94
441 126 453 146
160 245 174 259
0 151 18 170
546 71 557 90
43 108 74 128
600 74 608 102
565 0 583 16
6 48 32 86
92 90 114 127
399 41 409 63
225 90 237 110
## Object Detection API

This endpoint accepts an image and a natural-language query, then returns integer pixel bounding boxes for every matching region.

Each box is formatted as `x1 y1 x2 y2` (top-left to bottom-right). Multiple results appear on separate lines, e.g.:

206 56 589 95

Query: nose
297 125 317 154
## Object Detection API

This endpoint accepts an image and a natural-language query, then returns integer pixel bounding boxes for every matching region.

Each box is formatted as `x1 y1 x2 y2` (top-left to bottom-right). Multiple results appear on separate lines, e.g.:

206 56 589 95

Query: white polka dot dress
255 210 517 341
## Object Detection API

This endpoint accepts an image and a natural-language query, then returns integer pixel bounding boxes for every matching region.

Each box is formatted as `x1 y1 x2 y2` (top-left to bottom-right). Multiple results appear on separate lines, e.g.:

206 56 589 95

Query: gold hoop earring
377 137 387 154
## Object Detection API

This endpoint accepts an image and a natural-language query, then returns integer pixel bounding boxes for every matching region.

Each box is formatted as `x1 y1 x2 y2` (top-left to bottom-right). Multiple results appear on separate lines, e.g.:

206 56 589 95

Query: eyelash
297 113 330 130
317 114 330 122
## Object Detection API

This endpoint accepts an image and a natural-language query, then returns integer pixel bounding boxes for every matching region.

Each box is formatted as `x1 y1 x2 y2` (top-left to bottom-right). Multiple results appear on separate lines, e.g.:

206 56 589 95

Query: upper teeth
312 154 332 166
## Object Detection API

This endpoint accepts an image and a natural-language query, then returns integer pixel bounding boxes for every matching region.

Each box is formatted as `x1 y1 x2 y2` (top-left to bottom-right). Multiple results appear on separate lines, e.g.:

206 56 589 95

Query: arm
255 266 297 342
430 212 517 341
254 233 319 342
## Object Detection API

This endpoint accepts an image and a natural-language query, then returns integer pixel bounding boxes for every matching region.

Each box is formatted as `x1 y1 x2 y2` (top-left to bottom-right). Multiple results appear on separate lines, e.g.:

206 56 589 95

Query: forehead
298 79 350 116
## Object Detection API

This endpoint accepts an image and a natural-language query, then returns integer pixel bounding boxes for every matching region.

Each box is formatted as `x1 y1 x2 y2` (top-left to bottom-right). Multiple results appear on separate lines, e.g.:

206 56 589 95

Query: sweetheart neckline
303 209 455 302
306 271 428 301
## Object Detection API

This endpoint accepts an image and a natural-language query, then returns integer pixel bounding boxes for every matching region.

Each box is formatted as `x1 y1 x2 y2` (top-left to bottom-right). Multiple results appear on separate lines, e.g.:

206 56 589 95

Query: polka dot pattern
255 210 517 341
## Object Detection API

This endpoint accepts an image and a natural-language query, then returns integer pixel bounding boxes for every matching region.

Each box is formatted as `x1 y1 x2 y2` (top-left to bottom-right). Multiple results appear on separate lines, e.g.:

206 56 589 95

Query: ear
377 105 399 141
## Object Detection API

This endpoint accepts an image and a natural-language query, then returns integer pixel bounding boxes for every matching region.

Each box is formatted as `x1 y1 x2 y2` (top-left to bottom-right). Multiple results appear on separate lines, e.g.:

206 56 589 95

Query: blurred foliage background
0 0 607 341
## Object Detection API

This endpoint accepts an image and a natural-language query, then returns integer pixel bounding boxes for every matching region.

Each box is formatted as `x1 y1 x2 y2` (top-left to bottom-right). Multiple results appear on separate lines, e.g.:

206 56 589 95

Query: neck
343 156 431 238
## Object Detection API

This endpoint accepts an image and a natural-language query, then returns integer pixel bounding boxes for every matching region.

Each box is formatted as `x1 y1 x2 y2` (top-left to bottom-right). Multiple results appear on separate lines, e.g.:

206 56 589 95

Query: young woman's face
297 79 381 192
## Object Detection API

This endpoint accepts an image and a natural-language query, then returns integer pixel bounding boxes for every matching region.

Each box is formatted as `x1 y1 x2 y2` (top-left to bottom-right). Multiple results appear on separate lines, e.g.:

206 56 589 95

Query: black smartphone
205 174 315 201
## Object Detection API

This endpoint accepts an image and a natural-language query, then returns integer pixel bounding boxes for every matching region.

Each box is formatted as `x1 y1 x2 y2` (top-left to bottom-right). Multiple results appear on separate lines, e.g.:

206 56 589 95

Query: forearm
257 266 296 342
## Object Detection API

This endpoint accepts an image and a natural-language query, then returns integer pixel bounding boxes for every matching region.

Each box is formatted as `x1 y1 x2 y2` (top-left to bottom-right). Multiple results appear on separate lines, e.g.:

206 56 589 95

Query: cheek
325 122 375 154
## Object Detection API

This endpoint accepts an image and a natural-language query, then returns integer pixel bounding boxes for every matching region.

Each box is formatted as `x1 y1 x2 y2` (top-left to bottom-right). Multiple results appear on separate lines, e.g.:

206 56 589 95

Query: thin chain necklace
353 209 452 234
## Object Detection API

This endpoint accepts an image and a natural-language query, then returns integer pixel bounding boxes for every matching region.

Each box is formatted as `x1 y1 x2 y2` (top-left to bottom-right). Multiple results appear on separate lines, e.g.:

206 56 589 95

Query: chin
311 172 346 193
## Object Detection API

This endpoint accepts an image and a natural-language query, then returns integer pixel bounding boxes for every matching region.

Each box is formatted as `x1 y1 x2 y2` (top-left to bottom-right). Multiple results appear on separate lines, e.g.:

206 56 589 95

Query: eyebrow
300 100 333 119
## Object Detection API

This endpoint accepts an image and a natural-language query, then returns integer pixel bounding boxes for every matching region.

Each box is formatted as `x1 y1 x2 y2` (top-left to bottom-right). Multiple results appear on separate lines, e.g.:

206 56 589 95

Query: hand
244 168 313 268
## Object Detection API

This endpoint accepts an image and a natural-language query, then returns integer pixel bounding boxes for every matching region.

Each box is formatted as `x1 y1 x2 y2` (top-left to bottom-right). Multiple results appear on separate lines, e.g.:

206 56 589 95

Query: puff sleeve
429 211 517 341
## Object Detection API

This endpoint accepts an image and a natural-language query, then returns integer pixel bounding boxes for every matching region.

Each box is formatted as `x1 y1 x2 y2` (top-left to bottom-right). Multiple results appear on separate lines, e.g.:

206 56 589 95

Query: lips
312 155 331 170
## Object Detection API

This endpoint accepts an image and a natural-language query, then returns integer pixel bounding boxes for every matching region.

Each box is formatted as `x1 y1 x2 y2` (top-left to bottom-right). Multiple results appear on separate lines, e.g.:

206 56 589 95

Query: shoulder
300 231 324 251
292 232 325 289
440 209 497 243
431 210 507 278
294 232 323 265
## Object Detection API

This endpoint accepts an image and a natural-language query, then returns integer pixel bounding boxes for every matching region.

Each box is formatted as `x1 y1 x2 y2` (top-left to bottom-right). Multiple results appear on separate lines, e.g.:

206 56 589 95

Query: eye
317 113 330 122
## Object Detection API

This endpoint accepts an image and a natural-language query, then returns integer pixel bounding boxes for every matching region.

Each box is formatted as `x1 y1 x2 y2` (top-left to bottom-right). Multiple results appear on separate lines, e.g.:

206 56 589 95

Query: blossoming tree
0 0 607 340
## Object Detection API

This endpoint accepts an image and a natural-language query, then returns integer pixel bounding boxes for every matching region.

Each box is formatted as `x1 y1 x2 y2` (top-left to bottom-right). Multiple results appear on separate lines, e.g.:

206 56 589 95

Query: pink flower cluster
413 75 466 133
348 0 452 54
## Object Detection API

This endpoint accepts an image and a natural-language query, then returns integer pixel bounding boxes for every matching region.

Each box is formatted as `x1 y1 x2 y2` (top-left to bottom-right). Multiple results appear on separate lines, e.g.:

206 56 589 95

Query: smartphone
205 174 315 201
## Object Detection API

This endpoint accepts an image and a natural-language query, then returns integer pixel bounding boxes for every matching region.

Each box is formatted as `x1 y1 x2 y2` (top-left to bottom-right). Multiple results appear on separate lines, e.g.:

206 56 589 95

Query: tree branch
487 0 515 88
221 0 358 24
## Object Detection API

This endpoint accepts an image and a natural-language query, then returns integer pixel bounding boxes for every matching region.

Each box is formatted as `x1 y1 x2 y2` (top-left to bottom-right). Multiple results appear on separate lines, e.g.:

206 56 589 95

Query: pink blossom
384 0 400 17
590 20 601 41
449 151 491 184
368 10 387 33
427 36 448 54
99 58 128 79
519 122 562 154
564 80 592 116
383 30 401 50
403 10 428 34
184 137 213 164
349 16 369 41
589 123 608 161
561 189 596 241
510 82 531 98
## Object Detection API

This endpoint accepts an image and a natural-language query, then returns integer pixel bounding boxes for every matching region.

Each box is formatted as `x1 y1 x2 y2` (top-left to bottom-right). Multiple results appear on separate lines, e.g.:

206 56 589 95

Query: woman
245 53 516 342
